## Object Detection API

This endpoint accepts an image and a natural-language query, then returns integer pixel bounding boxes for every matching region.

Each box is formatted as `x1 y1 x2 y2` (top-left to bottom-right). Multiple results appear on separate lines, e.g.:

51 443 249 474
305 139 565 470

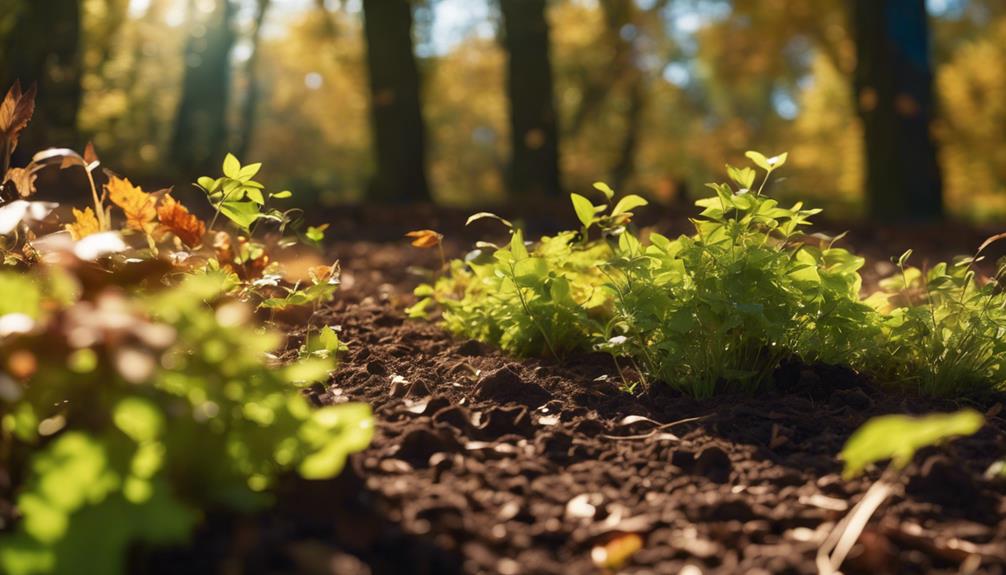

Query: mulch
147 238 1006 575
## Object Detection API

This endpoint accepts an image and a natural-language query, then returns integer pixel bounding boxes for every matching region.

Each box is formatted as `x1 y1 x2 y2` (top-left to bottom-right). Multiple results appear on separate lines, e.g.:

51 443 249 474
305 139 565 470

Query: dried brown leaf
157 194 205 248
0 81 36 156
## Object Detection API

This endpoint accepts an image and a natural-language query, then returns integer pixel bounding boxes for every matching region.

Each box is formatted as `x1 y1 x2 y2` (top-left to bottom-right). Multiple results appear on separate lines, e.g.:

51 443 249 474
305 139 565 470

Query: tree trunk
362 0 431 203
853 0 943 221
0 0 82 162
236 0 271 160
500 0 562 199
170 0 237 175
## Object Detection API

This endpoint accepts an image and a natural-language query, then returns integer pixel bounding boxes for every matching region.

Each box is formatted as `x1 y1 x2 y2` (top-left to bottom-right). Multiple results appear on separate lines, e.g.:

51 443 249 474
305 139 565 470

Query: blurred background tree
2 0 1006 222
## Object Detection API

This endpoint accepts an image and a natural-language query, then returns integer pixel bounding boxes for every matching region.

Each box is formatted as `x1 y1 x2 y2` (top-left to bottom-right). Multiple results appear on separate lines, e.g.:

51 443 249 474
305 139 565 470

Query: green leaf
745 151 771 171
218 200 261 231
305 224 327 243
726 165 756 189
196 176 218 192
745 151 787 172
611 194 649 217
222 154 241 179
243 187 265 205
237 162 261 180
570 193 596 229
592 181 615 201
840 409 984 479
509 228 529 260
303 326 346 359
270 190 292 199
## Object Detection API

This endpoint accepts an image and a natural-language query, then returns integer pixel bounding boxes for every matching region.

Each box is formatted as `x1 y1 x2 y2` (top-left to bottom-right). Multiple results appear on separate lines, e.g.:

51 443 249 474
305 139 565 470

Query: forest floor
3 206 1002 574
140 205 1006 575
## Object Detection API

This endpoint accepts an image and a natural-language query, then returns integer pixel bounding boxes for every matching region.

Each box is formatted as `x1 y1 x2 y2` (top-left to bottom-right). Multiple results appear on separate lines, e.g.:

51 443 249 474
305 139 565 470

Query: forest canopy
2 0 1005 221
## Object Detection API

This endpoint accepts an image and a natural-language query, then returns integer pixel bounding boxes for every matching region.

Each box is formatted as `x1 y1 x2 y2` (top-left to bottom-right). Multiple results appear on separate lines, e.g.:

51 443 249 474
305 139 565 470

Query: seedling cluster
414 151 1006 398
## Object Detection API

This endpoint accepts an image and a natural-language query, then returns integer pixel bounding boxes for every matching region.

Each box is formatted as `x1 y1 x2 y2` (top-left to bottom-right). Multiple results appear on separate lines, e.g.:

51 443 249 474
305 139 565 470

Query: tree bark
853 0 943 221
0 0 82 162
500 0 562 199
236 0 272 160
362 0 431 203
170 0 237 175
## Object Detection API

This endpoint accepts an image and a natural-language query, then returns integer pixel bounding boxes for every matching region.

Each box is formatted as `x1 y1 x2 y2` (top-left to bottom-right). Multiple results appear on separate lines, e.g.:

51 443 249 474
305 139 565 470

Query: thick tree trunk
500 0 562 199
362 0 431 203
853 0 943 221
236 0 272 160
170 0 237 175
0 0 82 162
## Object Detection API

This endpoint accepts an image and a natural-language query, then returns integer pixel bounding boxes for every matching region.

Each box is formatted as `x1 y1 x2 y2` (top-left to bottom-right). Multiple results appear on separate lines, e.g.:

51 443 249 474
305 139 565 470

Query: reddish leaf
157 194 205 248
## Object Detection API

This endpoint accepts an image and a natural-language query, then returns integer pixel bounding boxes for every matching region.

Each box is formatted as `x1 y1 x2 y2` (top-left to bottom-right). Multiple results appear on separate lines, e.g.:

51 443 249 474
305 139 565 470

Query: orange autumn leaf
157 194 205 248
591 533 644 570
65 207 100 240
405 229 443 248
107 175 156 233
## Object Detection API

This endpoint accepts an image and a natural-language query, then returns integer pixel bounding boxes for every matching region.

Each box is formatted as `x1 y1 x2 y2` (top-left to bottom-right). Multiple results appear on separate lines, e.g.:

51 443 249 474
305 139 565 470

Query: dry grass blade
816 478 893 575
600 415 708 440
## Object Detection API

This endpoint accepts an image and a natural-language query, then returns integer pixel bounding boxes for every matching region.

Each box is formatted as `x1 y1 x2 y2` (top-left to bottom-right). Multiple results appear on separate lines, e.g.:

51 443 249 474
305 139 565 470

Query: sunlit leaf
592 181 615 200
840 410 984 479
405 229 443 248
107 176 156 234
222 153 241 179
65 207 100 240
157 195 205 248
611 194 648 217
570 193 595 229
218 200 260 232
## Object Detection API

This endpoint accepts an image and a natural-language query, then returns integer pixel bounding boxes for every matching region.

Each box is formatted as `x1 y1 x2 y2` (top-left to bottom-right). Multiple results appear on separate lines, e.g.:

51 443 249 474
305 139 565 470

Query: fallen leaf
66 207 101 240
591 533 643 570
0 200 58 234
0 81 36 157
157 194 205 247
107 175 156 234
405 229 443 248
73 231 128 261
2 166 37 198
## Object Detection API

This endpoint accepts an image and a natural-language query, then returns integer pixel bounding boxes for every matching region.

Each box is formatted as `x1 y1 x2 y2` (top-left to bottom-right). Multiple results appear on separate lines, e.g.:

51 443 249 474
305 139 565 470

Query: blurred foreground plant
0 82 369 574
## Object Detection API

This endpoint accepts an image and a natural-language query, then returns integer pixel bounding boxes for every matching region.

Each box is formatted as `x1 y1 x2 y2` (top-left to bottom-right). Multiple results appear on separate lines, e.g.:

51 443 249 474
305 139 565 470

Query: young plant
416 153 878 398
0 268 371 575
197 153 292 234
818 410 985 575
864 241 1006 395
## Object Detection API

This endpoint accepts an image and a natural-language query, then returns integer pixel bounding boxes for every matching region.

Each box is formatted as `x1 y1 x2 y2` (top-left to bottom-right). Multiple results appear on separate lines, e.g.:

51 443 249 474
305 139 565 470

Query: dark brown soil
143 240 1006 575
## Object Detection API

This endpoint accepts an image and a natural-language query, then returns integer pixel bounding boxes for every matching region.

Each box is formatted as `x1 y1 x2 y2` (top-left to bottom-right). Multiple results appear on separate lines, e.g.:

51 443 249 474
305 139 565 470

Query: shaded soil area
149 241 1006 575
